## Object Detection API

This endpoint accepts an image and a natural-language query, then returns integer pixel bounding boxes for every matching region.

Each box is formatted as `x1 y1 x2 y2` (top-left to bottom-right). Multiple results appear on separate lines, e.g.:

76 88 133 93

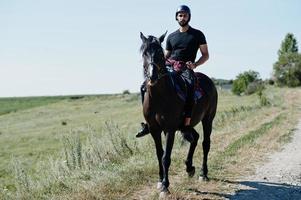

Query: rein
146 57 187 86
146 62 168 86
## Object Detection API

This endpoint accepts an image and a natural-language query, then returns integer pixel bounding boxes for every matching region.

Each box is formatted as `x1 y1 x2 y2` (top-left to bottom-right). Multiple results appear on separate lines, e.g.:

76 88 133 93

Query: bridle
140 33 168 86
145 61 168 86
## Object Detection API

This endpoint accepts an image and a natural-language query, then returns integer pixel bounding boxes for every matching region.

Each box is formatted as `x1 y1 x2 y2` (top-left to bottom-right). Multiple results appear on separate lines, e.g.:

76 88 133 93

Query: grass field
0 86 300 199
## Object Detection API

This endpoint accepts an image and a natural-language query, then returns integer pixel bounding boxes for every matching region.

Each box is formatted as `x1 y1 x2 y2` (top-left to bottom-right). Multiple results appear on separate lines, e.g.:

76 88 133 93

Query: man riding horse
137 5 209 137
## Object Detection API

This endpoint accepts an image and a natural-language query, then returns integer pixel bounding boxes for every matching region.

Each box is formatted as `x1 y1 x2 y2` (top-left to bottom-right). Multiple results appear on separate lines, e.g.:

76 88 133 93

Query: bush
245 81 264 95
232 70 260 95
232 78 247 95
257 86 270 106
122 90 130 95
268 79 275 85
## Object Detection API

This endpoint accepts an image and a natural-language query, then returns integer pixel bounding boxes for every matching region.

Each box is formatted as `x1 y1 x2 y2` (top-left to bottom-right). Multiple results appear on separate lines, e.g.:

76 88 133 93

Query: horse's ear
140 32 147 43
159 31 167 43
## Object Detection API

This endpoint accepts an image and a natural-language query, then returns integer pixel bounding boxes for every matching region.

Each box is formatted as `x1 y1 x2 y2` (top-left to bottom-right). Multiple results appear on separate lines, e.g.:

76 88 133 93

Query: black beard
178 20 189 27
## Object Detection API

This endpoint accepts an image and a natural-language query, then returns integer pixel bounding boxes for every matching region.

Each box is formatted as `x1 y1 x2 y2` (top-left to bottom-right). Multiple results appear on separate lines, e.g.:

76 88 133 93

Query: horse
139 32 218 195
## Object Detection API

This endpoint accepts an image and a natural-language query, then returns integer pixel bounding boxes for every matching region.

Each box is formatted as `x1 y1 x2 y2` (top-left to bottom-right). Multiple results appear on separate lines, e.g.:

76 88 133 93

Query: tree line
231 33 301 95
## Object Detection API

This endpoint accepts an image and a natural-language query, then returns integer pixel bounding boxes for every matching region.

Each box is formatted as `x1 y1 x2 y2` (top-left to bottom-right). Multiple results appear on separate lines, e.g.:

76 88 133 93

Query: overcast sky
1 0 300 97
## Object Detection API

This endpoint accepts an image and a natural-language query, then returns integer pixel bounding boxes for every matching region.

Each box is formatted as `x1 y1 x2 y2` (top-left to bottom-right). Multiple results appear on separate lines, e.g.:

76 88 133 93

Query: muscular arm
194 44 209 68
186 44 209 69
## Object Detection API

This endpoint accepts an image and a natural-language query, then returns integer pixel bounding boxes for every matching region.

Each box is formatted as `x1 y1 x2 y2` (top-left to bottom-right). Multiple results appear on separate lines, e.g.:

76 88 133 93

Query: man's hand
186 61 196 69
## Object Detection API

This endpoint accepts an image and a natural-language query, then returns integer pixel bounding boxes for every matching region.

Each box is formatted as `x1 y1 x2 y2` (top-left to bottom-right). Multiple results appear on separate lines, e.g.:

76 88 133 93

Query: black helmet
175 5 191 21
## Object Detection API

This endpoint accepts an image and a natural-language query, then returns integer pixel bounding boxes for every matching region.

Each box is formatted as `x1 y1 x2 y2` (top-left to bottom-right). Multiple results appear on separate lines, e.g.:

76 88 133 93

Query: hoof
159 190 170 199
187 166 195 177
157 182 163 190
199 175 209 182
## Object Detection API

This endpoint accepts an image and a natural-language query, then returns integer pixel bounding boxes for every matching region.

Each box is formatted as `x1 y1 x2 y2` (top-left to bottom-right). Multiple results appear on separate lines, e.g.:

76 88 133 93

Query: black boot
136 122 150 138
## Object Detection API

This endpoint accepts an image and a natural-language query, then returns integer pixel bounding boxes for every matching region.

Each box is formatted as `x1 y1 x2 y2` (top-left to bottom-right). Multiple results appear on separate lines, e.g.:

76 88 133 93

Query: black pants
181 68 195 118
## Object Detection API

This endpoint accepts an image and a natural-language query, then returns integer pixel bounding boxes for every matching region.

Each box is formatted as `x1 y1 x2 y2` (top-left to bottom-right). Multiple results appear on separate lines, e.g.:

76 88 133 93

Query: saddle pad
168 71 205 102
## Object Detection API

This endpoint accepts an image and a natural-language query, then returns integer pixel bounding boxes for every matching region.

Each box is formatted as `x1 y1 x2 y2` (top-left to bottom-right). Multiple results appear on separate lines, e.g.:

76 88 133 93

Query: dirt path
230 120 301 200
131 117 301 200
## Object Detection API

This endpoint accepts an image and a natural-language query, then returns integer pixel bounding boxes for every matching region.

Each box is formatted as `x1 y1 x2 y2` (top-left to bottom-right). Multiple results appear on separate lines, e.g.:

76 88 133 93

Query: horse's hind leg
150 131 164 188
185 128 199 177
200 118 213 181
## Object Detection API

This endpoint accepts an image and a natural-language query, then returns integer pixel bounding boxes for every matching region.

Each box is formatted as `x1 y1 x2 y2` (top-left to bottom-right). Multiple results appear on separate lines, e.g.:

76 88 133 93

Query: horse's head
140 32 167 84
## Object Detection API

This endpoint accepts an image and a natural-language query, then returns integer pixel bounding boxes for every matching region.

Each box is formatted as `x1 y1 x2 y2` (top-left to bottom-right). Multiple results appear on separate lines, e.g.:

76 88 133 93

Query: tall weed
6 122 141 198
10 158 33 199
62 135 82 170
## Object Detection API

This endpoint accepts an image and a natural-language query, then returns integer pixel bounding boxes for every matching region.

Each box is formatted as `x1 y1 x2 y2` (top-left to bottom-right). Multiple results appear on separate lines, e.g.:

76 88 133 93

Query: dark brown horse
140 32 218 195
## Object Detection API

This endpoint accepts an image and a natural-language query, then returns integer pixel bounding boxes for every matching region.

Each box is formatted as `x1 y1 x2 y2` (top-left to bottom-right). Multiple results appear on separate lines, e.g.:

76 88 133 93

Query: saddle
167 68 205 102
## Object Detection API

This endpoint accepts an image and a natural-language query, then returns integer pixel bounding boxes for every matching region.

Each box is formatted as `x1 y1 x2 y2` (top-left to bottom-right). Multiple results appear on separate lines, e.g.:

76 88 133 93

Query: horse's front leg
150 130 164 188
161 130 175 194
185 128 199 177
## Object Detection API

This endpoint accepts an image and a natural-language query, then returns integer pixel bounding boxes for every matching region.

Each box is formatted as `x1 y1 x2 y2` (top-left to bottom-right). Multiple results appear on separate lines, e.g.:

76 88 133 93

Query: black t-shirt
165 26 207 62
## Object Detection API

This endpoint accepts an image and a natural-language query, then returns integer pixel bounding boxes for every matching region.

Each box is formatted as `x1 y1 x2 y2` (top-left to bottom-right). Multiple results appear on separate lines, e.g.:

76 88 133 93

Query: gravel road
230 120 301 200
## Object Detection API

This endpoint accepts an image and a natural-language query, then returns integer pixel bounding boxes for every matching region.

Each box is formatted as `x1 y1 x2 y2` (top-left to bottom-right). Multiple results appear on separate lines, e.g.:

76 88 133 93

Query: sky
0 0 300 97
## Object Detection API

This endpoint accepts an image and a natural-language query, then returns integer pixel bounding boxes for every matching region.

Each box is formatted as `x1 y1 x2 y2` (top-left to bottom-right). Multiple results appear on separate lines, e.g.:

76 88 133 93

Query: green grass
210 112 286 172
0 96 70 115
222 112 284 157
0 93 142 196
0 87 300 199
